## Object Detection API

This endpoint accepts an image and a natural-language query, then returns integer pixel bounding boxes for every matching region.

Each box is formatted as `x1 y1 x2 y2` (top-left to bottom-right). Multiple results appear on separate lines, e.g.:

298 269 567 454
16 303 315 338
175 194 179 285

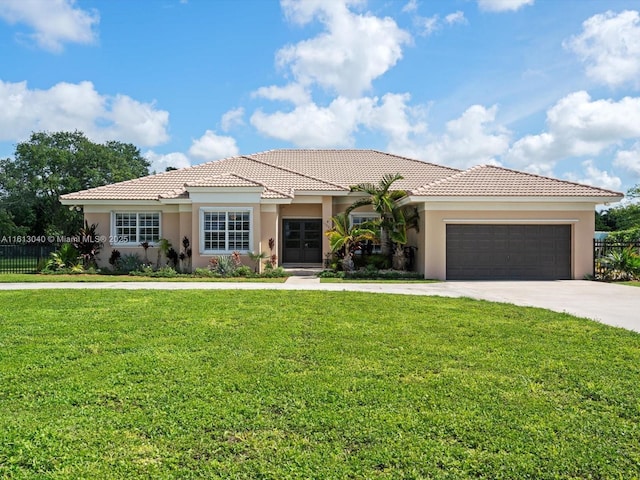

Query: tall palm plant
347 173 407 256
325 213 378 271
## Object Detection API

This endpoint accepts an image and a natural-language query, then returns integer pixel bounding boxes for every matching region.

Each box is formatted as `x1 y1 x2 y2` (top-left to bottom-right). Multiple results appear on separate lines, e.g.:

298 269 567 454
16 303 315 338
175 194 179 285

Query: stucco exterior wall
421 203 595 280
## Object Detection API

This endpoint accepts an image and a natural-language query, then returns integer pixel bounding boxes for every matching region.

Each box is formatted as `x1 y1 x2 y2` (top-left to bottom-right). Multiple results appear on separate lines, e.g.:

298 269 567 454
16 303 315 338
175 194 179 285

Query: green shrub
260 266 288 278
234 265 253 277
607 227 640 243
43 243 80 273
601 246 640 280
119 253 143 273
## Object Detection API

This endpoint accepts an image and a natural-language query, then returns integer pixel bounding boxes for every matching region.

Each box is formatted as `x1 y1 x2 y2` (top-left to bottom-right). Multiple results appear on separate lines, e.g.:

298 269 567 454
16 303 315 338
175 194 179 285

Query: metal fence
593 240 640 280
0 244 58 274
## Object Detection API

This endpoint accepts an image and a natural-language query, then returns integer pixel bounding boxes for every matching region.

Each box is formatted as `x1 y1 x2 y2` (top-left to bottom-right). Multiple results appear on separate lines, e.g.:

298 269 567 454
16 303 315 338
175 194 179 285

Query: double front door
282 219 322 264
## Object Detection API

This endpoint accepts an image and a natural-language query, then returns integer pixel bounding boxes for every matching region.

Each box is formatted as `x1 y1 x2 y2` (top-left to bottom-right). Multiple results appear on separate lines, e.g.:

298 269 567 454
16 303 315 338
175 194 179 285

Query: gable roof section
60 150 623 202
412 165 622 198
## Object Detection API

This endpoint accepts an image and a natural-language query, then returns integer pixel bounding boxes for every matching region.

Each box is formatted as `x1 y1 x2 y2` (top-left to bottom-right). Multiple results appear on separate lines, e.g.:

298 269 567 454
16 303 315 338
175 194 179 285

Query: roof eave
405 195 625 204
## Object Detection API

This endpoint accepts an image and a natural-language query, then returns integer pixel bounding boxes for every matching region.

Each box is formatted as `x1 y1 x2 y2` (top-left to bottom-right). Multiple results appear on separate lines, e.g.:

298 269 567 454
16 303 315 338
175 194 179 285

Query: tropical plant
44 243 80 272
119 253 143 273
72 221 102 268
108 249 122 270
248 250 268 273
140 241 150 263
166 247 179 269
208 256 237 276
347 173 407 256
181 236 192 272
325 213 378 271
601 246 640 280
156 238 172 269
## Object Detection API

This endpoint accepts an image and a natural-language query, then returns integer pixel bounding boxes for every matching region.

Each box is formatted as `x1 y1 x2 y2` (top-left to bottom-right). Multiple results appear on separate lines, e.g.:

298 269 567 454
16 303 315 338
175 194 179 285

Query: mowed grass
0 291 638 479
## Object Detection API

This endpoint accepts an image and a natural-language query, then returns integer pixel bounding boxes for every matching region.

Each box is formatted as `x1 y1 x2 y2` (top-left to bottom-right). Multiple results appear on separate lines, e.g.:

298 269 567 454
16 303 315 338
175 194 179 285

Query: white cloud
613 143 640 177
412 11 466 37
566 160 622 191
252 84 311 105
402 105 510 168
506 91 640 168
564 10 640 89
106 95 169 146
188 130 239 161
445 11 466 25
416 15 439 36
277 0 411 97
0 0 99 52
477 0 534 13
144 150 191 173
402 0 418 14
221 107 245 132
0 79 169 146
251 93 427 149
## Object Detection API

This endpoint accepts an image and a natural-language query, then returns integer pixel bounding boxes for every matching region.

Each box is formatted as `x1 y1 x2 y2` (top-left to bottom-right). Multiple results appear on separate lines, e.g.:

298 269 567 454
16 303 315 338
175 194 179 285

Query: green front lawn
620 281 640 287
1 290 638 478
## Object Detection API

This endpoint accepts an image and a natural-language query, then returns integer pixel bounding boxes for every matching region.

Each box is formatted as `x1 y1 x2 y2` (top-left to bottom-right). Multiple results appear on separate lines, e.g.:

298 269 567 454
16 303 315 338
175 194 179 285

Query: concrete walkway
1 279 638 333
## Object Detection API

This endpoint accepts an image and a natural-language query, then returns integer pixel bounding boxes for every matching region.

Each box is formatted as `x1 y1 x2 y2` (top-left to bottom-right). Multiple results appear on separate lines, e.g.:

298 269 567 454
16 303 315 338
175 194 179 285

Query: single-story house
60 149 623 280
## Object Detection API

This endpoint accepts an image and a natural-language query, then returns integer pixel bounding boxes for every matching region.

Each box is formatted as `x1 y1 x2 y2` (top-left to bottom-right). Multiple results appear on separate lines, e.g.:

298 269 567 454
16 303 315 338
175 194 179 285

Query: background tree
0 131 150 236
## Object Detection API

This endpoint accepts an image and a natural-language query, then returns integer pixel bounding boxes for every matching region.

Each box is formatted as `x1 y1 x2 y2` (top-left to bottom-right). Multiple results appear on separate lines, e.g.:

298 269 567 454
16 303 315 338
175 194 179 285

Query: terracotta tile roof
60 150 622 202
412 165 622 198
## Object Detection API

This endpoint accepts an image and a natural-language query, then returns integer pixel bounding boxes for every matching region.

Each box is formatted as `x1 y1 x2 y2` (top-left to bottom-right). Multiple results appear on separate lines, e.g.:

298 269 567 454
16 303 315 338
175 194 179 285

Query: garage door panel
446 224 571 280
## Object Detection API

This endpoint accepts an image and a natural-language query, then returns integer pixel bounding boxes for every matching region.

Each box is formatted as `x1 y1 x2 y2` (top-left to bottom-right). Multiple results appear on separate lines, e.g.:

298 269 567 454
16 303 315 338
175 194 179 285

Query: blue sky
1 0 639 199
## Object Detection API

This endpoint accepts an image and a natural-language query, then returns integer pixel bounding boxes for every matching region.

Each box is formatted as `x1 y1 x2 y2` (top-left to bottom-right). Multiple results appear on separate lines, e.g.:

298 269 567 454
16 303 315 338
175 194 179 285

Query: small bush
234 265 253 277
130 266 178 278
260 266 288 278
119 253 143 273
43 243 80 273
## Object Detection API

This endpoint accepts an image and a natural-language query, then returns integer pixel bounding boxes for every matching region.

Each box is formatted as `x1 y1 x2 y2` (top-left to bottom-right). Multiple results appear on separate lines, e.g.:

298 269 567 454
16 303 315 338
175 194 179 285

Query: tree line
0 131 150 237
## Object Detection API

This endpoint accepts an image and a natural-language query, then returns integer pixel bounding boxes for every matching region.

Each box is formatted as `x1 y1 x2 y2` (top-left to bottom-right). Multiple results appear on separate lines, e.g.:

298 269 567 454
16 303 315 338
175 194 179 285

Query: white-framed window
200 207 252 254
111 212 161 245
350 213 381 254
350 213 379 228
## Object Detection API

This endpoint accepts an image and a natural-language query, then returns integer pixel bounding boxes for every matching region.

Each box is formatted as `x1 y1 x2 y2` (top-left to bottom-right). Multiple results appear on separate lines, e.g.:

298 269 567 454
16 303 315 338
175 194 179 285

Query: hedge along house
60 149 623 280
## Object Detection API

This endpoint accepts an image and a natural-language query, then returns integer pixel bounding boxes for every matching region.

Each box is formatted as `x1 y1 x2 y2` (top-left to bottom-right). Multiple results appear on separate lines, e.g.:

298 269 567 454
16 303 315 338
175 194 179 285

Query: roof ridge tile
244 153 349 191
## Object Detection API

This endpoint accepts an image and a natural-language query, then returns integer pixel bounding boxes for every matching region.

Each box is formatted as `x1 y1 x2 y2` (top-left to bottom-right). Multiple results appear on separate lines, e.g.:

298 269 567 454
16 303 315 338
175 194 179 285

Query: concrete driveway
0 280 638 333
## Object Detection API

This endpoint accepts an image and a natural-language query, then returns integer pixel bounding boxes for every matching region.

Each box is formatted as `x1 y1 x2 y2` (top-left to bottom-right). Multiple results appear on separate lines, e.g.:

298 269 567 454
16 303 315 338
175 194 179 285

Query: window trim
110 211 162 246
199 207 253 254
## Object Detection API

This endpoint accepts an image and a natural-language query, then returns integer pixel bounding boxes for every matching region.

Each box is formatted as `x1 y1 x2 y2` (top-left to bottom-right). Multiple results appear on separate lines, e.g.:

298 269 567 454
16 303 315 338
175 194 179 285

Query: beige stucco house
60 149 623 280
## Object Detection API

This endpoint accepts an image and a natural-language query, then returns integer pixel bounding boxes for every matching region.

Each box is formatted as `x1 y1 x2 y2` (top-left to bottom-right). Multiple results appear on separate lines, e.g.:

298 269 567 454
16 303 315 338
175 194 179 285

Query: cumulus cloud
277 0 411 97
506 91 640 168
220 107 245 132
251 93 426 149
188 130 239 161
0 0 99 52
477 0 534 12
613 143 640 177
0 79 169 146
394 105 510 168
564 10 640 89
144 150 191 173
565 160 622 191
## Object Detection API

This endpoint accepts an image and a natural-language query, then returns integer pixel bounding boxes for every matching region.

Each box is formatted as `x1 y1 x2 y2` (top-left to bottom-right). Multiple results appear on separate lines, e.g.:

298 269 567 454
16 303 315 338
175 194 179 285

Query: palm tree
347 173 407 256
389 206 420 270
325 213 377 271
